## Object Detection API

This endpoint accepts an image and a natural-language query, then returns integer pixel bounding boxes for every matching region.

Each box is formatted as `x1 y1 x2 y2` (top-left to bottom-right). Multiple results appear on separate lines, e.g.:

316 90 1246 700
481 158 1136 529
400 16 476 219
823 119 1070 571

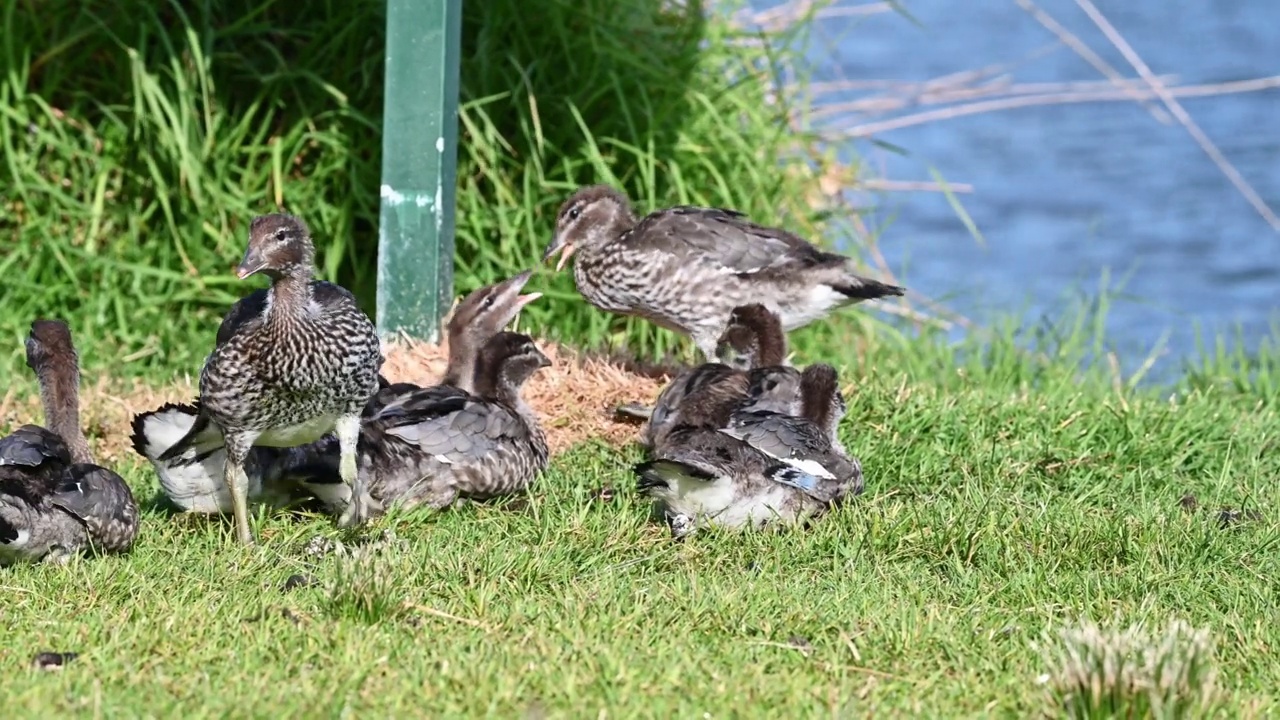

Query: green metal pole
376 0 463 343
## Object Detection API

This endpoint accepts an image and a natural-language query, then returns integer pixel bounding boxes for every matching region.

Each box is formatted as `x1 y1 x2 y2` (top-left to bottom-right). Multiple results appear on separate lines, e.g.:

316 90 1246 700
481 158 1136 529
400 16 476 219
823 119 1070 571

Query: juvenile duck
644 304 796 452
721 363 863 499
634 425 833 539
131 271 541 514
640 302 778 448
439 269 543 393
293 332 552 515
1 320 139 565
158 214 383 544
543 185 905 359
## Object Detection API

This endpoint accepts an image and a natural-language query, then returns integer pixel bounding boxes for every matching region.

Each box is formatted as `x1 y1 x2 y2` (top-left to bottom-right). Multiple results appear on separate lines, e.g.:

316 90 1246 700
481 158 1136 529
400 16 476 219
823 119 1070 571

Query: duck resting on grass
542 184 906 361
640 303 796 452
635 353 859 538
721 363 863 499
132 270 544 516
156 213 383 544
1 320 139 565
293 331 551 516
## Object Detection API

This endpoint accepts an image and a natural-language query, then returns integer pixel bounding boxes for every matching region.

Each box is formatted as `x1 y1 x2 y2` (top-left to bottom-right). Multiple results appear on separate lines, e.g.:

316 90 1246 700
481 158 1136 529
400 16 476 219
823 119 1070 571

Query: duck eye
567 207 581 221
483 296 495 308
274 229 288 241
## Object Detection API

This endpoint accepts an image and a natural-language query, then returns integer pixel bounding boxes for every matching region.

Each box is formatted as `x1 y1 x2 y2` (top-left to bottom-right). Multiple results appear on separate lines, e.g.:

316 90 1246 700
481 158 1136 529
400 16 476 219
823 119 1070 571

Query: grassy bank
2 0 859 379
3 325 1279 716
7 0 1279 716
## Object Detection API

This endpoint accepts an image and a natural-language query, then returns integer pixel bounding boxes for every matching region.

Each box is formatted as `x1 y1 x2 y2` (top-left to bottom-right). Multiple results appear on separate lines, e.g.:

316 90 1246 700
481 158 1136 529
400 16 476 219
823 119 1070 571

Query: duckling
721 364 863 499
439 269 543 393
130 271 541 514
1 320 139 565
157 214 383 544
634 425 833 540
542 185 905 360
643 304 797 452
293 332 551 515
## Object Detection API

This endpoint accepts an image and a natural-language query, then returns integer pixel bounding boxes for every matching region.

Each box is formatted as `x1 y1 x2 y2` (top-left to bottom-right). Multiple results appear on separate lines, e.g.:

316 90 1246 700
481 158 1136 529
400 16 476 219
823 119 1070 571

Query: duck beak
503 269 542 308
235 247 266 280
536 351 552 369
542 237 575 272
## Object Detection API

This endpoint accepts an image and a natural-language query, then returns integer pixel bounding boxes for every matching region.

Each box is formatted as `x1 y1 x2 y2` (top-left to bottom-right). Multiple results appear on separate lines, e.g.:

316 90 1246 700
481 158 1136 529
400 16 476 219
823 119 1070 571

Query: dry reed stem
0 338 670 471
1071 0 1280 233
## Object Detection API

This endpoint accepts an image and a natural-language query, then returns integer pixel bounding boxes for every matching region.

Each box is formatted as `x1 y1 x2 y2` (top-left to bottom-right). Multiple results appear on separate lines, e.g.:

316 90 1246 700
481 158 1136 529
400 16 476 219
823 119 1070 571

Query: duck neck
752 320 787 368
38 361 92 465
441 327 478 393
266 267 315 322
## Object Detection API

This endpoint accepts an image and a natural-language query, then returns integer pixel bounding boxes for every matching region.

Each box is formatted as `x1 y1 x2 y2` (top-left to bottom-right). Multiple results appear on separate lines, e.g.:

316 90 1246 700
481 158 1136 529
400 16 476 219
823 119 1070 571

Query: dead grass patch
0 338 671 468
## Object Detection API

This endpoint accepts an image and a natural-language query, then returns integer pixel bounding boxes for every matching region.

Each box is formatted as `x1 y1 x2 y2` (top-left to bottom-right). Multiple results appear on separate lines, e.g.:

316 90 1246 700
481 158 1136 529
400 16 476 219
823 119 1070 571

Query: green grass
2 0 856 378
4 329 1278 716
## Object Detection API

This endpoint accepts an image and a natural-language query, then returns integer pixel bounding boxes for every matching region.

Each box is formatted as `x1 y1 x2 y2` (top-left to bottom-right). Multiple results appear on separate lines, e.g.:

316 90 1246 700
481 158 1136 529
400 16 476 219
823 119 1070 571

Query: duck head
543 185 635 272
447 269 543 347
715 304 787 369
799 363 846 437
237 214 316 281
473 332 552 403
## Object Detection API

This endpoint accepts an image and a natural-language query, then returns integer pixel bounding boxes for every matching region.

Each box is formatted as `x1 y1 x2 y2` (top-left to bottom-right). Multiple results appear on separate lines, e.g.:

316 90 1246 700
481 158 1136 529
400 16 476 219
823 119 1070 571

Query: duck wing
627 206 840 276
49 464 139 552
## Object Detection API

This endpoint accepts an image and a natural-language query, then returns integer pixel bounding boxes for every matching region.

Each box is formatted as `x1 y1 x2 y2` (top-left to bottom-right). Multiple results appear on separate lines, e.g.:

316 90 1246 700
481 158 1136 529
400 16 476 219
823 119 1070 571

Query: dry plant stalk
1039 619 1222 719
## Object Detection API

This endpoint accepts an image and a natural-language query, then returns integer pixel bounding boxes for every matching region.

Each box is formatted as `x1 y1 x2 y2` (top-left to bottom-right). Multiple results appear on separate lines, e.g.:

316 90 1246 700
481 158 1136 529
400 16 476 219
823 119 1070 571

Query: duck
634 425 833 540
542 184 905 360
634 357 860 539
157 213 383 544
643 304 799 452
131 270 542 515
720 363 863 499
291 331 551 515
1 320 139 565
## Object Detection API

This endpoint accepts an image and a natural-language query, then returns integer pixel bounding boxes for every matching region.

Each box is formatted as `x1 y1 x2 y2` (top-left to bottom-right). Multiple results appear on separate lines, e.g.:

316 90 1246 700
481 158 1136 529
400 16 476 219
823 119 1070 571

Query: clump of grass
323 532 410 624
1039 619 1222 719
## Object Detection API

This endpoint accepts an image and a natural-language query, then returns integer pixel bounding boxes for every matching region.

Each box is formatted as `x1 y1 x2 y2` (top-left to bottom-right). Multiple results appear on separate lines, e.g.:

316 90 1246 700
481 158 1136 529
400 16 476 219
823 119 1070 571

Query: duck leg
335 413 370 528
223 434 256 545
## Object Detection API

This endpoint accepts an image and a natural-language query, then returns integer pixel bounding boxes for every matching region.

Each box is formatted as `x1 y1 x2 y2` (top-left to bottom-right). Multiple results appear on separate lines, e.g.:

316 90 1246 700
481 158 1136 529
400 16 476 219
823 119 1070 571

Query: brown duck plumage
1 320 138 565
159 214 383 544
543 185 905 359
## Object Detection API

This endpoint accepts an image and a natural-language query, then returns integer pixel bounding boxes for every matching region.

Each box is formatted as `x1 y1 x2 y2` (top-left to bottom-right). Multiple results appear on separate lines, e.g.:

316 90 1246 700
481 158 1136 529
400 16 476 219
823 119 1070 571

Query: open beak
505 269 542 308
542 237 575 272
235 248 266 280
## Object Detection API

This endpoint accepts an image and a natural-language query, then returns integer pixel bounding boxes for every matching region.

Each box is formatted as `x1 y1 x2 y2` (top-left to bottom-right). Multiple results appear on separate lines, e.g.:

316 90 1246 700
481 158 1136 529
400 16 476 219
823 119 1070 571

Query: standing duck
130 270 541 514
1 320 139 565
293 332 551 515
542 185 906 360
157 214 383 544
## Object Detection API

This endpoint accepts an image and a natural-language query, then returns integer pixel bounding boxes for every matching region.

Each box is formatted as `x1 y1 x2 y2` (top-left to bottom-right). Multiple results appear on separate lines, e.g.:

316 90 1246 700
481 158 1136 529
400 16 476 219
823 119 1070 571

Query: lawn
3 331 1277 717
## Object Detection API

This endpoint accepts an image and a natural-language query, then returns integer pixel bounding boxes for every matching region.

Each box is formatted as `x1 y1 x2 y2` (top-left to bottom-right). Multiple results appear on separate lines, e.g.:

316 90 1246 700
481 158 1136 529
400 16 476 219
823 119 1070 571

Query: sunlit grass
3 326 1279 715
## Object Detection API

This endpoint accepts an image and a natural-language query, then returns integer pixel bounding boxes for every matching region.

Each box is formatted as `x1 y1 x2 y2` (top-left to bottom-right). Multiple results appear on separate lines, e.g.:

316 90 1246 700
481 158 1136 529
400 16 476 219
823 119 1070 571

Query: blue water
750 0 1280 377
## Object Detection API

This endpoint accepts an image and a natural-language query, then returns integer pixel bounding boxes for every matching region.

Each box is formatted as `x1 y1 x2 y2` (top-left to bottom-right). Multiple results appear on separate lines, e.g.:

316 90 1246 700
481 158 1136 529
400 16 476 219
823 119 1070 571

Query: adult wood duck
543 185 905 360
